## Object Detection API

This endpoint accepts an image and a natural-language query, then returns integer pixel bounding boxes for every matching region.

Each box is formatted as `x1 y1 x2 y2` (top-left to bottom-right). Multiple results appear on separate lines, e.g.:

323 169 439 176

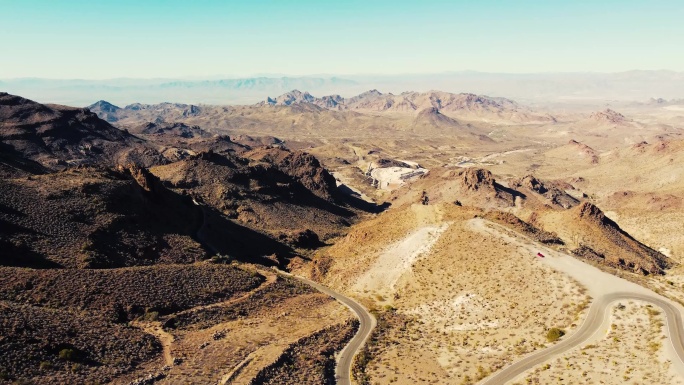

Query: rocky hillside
568 202 670 274
88 100 203 123
1 93 163 169
0 92 360 385
0 165 204 269
388 167 520 209
150 149 354 247
131 121 214 139
509 175 580 209
87 100 121 122
244 147 340 201
544 139 600 165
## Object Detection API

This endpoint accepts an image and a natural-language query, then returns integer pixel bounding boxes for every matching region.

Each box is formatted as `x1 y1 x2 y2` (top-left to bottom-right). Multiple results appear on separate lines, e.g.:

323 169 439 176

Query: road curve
276 270 377 385
480 292 684 385
195 203 375 384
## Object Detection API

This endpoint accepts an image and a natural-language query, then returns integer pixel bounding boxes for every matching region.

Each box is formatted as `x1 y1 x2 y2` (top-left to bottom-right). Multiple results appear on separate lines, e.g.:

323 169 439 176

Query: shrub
144 310 160 321
39 361 53 371
59 348 77 361
546 328 565 342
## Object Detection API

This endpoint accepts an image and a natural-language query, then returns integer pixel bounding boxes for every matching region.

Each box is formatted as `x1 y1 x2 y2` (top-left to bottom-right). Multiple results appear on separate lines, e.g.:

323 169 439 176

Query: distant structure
365 161 428 191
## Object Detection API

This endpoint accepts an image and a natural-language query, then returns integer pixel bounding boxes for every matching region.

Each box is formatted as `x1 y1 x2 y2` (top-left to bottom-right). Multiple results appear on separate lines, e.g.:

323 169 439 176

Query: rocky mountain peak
88 100 121 113
590 108 627 124
461 168 495 191
265 89 315 106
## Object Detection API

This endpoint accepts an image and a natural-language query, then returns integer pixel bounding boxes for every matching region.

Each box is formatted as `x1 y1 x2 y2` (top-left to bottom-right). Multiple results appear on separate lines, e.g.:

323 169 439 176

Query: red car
537 252 545 258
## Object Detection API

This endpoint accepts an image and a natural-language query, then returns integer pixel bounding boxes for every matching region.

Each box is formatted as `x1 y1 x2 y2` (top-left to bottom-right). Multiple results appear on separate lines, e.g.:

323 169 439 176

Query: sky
0 0 683 79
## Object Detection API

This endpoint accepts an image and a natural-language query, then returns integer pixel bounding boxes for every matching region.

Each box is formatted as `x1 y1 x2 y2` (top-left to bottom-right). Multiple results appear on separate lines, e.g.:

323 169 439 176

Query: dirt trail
130 321 175 366
219 348 278 385
130 269 278 379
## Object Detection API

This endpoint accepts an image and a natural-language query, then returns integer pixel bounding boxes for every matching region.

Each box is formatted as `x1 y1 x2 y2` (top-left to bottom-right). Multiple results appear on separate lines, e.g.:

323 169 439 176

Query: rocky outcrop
571 202 670 275
484 211 563 245
461 168 495 191
510 175 579 209
278 229 322 249
245 148 339 201
87 100 121 122
262 90 316 106
125 164 163 194
135 122 213 139
576 202 605 222
589 108 627 125
412 107 462 129
567 139 599 164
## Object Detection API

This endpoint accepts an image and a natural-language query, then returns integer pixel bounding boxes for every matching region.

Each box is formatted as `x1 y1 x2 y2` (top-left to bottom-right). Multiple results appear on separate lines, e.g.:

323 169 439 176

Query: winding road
194 202 376 385
276 270 376 385
481 292 684 385
195 200 684 384
471 218 684 384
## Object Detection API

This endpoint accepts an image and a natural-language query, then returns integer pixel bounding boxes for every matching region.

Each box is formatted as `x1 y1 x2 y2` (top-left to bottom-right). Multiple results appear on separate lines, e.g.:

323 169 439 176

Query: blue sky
0 0 682 78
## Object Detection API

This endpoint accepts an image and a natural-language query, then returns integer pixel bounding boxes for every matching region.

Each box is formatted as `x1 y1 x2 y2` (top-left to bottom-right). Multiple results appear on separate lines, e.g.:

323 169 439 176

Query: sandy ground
513 300 684 385
467 218 657 298
352 222 450 295
318 204 589 384
471 218 684 383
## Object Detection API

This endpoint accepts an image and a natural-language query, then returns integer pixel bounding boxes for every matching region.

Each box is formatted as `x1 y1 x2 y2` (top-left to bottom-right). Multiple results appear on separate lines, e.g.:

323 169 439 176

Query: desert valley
3 1 684 384
1 83 684 385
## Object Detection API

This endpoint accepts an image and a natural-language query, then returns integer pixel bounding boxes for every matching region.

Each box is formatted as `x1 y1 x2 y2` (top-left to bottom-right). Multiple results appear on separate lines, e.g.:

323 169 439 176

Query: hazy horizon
2 68 684 82
3 70 684 107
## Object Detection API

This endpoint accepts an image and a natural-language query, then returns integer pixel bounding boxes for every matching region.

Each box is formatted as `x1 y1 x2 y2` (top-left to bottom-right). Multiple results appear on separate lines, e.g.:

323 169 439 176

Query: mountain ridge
257 89 556 123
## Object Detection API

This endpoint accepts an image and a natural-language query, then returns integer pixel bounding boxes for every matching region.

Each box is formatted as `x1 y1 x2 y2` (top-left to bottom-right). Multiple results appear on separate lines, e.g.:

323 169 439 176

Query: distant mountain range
259 89 520 112
0 77 359 107
3 71 684 106
255 89 555 123
79 91 562 152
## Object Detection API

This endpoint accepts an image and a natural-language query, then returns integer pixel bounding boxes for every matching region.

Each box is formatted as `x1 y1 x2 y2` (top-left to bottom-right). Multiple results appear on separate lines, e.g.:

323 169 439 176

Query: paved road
468 218 684 384
277 270 376 385
195 202 375 384
481 292 684 385
194 203 375 384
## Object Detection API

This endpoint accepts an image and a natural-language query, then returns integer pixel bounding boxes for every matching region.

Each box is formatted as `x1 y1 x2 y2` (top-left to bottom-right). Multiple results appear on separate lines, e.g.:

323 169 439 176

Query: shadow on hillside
495 182 527 200
0 239 63 268
0 142 47 176
342 194 391 214
336 184 390 214
200 206 295 267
